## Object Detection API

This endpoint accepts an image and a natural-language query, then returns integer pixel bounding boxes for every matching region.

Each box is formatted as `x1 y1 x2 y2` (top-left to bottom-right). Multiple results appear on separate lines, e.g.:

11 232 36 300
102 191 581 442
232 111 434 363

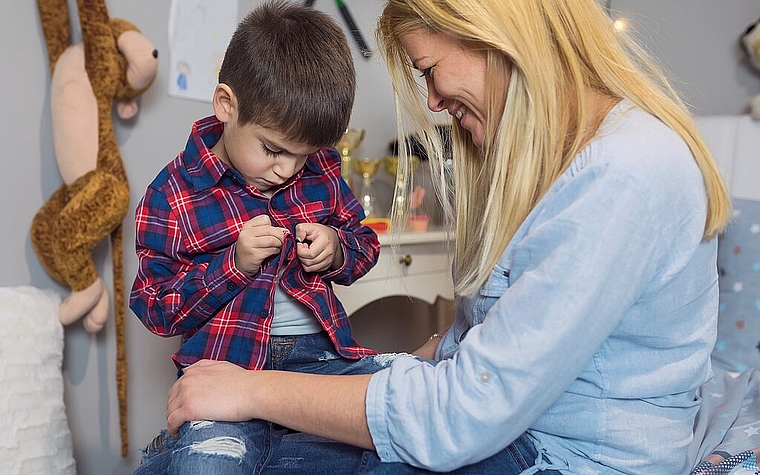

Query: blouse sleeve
365 144 709 470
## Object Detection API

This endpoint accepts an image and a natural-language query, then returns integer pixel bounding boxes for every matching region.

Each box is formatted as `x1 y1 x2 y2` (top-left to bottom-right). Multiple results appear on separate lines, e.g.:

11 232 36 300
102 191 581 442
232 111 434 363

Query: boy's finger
244 214 271 228
294 223 314 244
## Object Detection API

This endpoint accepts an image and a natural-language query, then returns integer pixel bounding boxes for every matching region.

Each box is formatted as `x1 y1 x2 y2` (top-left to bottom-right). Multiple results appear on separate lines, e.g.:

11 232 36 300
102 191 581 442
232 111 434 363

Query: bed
689 114 760 474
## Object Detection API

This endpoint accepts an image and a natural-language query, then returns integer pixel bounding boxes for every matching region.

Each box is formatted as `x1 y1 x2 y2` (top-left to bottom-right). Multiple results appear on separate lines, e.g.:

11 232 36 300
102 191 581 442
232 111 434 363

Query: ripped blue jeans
137 427 561 475
135 331 401 475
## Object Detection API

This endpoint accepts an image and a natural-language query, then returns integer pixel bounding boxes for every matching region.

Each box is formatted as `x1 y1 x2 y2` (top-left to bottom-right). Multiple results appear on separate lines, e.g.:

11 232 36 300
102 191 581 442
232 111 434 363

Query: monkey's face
743 18 760 71
117 28 159 93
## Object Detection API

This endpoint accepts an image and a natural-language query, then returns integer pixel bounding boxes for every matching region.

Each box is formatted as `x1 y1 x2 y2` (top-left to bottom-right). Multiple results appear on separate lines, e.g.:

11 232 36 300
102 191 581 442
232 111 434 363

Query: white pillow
0 286 76 474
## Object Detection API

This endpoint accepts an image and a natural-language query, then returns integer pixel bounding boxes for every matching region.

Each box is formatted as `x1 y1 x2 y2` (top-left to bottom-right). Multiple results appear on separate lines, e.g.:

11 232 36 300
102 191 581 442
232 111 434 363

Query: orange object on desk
362 218 390 233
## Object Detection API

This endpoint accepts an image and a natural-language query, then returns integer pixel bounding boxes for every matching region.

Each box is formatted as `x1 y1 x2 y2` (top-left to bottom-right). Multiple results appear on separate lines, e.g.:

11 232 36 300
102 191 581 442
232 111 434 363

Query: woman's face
400 29 508 148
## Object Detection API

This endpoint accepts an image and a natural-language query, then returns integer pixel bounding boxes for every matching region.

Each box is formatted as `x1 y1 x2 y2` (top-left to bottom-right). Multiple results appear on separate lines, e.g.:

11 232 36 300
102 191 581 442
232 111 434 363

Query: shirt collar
182 115 326 193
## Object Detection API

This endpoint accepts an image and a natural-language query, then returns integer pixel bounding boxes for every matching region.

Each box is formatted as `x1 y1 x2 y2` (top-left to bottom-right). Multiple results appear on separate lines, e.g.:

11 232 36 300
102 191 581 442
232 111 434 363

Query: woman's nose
426 85 446 113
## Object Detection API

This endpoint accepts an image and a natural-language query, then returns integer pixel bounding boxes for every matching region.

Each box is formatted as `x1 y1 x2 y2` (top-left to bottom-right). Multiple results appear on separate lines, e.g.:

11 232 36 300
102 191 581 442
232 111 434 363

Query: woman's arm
166 359 375 449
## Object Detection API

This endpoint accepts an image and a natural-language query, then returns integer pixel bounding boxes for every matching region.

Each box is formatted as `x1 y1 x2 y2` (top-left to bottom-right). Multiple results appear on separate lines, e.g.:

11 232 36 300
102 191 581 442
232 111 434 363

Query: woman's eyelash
418 67 432 78
261 144 281 157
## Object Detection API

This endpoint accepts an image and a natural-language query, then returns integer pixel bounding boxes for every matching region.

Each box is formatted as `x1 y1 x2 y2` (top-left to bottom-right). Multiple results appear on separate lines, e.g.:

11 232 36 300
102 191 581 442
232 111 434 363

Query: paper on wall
167 0 238 102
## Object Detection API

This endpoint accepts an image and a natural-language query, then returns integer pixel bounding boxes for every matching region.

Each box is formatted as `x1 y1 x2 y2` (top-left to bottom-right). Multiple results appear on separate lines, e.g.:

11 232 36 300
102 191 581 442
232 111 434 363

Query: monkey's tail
111 223 129 458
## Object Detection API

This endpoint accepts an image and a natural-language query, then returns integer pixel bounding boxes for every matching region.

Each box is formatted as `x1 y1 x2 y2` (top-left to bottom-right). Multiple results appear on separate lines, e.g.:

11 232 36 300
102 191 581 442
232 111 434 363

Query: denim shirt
366 103 718 474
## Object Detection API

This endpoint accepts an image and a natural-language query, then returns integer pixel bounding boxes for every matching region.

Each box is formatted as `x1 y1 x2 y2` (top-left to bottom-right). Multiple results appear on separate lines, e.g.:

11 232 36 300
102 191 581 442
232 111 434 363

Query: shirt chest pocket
299 202 329 222
472 261 512 324
272 201 330 227
480 263 511 297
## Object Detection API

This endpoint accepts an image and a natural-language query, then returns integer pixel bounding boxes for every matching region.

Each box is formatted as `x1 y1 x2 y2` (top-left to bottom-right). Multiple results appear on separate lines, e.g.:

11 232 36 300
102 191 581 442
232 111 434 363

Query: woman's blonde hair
377 0 731 296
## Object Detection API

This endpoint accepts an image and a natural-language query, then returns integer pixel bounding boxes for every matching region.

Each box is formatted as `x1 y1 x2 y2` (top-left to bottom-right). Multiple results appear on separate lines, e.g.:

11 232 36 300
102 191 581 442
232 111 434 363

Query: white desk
333 228 454 316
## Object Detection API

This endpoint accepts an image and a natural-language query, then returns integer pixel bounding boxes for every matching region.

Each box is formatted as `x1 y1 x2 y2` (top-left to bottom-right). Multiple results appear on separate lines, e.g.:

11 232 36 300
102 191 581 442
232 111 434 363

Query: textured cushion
713 198 760 372
0 286 76 474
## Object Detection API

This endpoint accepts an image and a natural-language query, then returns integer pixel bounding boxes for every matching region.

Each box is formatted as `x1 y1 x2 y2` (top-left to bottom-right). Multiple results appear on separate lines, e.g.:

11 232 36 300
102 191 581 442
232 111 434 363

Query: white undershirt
269 278 323 336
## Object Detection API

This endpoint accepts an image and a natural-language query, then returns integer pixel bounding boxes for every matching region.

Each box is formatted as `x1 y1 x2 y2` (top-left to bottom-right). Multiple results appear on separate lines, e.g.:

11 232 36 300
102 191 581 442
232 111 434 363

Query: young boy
130 2 391 473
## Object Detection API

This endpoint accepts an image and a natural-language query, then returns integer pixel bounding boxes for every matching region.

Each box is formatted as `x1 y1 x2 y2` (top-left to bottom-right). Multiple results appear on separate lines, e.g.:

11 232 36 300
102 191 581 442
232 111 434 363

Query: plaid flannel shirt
130 115 380 370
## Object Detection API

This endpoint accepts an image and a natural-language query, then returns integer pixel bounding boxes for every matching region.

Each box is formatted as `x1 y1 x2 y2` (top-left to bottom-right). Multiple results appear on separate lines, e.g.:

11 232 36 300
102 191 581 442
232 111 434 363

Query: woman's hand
412 332 442 360
166 360 254 436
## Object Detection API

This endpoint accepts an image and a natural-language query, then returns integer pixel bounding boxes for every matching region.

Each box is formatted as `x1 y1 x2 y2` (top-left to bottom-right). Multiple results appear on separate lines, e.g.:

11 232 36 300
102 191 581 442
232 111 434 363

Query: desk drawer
335 235 454 315
360 241 451 282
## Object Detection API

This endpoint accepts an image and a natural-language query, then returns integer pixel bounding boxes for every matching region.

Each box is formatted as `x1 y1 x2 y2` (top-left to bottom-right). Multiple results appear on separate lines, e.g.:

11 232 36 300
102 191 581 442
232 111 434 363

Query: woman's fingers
165 360 253 435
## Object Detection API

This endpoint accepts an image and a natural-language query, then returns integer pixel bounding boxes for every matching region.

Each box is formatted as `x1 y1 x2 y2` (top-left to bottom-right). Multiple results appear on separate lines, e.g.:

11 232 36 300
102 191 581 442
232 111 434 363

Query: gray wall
1 1 758 473
612 0 759 116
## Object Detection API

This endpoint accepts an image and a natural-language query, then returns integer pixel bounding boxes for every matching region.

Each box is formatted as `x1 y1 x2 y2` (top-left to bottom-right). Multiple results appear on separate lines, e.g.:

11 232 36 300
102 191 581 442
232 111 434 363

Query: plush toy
742 17 760 120
31 0 158 457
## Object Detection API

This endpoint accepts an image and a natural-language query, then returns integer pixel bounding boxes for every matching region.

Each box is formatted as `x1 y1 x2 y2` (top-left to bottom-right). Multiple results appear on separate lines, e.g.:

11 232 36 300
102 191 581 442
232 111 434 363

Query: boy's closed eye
261 143 282 158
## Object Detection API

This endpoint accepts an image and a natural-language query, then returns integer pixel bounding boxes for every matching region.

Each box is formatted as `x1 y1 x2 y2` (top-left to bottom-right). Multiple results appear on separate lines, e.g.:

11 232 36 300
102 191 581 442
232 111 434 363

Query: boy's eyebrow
264 137 318 157
262 136 296 155
264 138 292 154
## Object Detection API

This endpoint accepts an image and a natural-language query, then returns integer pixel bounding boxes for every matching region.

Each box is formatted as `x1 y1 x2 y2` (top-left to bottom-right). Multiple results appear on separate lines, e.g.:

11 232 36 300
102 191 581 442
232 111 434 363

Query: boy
130 2 390 473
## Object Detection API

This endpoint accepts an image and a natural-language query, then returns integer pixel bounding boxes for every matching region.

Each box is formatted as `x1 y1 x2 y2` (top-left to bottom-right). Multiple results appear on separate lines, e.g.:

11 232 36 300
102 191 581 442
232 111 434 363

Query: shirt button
479 372 491 383
226 282 237 291
261 309 269 318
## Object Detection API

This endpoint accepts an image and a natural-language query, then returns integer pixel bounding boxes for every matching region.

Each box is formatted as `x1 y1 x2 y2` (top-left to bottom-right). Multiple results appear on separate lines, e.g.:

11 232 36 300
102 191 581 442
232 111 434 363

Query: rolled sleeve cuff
320 239 351 281
366 368 401 463
203 245 251 299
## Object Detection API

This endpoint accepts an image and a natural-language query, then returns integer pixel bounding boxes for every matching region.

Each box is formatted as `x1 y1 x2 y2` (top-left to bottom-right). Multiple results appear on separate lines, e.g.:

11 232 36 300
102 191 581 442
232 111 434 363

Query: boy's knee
186 435 248 460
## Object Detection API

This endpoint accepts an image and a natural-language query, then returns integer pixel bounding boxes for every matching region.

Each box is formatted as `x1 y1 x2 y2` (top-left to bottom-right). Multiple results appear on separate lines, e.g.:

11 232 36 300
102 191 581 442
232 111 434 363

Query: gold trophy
335 128 365 187
383 155 420 229
353 157 383 219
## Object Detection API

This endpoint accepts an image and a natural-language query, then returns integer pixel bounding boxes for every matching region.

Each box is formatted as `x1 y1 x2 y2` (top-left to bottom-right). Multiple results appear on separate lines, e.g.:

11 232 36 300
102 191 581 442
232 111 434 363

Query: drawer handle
398 254 412 266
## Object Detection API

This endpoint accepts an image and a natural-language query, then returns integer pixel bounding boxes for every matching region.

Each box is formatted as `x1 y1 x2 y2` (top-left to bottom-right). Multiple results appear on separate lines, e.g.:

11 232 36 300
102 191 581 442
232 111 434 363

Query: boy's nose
275 163 297 179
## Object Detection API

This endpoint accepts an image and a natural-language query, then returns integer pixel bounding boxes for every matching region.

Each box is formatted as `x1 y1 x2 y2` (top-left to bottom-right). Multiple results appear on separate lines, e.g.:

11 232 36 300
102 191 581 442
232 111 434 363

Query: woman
163 0 731 473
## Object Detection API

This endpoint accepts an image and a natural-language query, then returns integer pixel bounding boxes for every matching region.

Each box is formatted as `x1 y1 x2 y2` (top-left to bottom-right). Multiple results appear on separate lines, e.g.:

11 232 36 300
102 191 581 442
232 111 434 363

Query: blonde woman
161 0 731 473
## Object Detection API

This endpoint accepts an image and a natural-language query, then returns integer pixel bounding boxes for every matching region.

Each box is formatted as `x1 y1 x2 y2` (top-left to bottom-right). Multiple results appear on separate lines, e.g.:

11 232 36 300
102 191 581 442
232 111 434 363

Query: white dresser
333 228 454 317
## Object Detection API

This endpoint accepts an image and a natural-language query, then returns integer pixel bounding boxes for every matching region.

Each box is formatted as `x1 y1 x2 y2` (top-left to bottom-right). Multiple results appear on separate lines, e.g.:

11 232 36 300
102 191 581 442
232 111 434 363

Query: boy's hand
294 223 344 273
234 215 285 276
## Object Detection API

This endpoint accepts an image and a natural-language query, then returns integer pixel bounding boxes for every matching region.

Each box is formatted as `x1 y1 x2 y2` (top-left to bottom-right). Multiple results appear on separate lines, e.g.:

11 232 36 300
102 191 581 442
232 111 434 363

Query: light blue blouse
366 103 718 474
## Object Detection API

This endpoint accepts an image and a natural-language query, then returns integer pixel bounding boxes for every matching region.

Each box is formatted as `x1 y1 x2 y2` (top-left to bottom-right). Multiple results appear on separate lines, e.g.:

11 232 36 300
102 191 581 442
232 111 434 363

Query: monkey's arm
37 0 72 74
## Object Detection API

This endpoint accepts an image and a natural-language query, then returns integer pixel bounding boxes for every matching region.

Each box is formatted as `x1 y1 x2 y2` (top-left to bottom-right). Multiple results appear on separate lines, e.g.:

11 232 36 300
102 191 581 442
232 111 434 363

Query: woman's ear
212 83 236 123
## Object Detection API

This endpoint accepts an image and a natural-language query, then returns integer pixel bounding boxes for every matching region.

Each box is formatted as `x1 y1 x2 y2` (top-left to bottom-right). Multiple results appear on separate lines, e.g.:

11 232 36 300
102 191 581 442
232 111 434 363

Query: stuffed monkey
32 0 158 457
742 17 760 119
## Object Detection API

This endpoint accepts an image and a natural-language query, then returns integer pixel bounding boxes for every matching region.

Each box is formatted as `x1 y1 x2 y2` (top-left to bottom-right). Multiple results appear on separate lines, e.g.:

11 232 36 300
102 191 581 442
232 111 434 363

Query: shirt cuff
205 245 250 294
366 367 401 463
320 240 350 280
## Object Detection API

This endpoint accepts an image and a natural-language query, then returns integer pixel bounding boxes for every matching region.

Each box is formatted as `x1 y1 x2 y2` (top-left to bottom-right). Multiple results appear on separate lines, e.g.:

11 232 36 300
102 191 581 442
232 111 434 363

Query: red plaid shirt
130 116 380 370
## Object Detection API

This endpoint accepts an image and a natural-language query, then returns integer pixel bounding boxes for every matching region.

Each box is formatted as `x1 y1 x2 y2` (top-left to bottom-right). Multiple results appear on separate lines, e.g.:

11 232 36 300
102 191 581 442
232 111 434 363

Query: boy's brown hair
219 0 356 148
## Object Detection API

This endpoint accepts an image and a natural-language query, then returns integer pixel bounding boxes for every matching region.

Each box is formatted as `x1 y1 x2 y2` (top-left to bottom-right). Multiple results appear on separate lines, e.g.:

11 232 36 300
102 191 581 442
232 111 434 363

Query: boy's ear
212 83 236 123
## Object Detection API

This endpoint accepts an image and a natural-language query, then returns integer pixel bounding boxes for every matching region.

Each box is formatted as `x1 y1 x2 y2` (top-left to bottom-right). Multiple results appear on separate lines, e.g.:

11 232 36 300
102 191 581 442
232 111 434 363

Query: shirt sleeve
321 178 380 285
129 187 252 336
366 156 706 470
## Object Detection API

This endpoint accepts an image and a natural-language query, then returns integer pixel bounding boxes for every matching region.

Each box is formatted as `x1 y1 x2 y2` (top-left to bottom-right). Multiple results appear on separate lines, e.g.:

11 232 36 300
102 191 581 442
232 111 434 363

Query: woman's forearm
252 370 375 449
166 360 375 450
